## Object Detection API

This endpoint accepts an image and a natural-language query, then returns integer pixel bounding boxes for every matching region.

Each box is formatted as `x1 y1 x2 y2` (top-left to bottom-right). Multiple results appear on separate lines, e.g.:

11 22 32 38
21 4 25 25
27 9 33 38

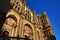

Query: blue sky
26 0 60 40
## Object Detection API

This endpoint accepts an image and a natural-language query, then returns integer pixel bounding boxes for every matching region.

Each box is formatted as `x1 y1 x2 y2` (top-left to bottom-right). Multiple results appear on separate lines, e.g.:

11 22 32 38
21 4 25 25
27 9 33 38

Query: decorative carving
5 18 17 28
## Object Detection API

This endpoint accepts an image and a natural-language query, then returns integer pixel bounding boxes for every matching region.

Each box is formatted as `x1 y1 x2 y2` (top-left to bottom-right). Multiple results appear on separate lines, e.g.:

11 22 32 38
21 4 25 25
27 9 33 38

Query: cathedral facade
0 0 56 40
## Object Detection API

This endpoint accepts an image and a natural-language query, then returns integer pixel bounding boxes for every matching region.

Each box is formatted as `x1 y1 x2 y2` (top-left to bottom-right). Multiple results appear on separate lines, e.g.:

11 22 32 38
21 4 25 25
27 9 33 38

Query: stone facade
0 0 56 40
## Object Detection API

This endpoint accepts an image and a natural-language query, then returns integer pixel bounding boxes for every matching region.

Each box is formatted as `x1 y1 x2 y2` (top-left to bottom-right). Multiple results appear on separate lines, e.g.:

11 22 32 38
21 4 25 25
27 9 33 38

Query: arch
24 24 33 34
5 15 17 28
2 15 18 36
6 15 17 22
24 24 33 40
24 24 32 30
2 31 9 36
6 9 20 23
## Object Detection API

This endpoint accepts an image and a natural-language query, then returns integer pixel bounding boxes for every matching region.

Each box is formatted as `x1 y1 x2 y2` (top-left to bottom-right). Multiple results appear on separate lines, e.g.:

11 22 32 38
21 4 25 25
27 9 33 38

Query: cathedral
0 0 56 40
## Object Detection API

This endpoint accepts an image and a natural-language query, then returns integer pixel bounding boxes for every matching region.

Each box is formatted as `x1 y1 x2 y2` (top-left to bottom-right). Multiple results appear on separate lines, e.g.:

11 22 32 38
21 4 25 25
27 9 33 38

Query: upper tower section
40 12 51 27
37 12 52 28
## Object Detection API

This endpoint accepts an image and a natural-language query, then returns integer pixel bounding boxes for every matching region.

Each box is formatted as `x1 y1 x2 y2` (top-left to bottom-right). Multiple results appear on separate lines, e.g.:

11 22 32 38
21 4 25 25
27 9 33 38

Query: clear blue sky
26 0 60 40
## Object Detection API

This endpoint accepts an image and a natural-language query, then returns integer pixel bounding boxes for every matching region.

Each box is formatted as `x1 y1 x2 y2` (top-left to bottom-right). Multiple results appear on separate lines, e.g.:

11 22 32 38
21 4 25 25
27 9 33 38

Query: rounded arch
24 24 33 40
6 15 17 22
2 31 9 36
5 15 17 28
24 24 32 30
2 15 18 36
24 24 33 34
